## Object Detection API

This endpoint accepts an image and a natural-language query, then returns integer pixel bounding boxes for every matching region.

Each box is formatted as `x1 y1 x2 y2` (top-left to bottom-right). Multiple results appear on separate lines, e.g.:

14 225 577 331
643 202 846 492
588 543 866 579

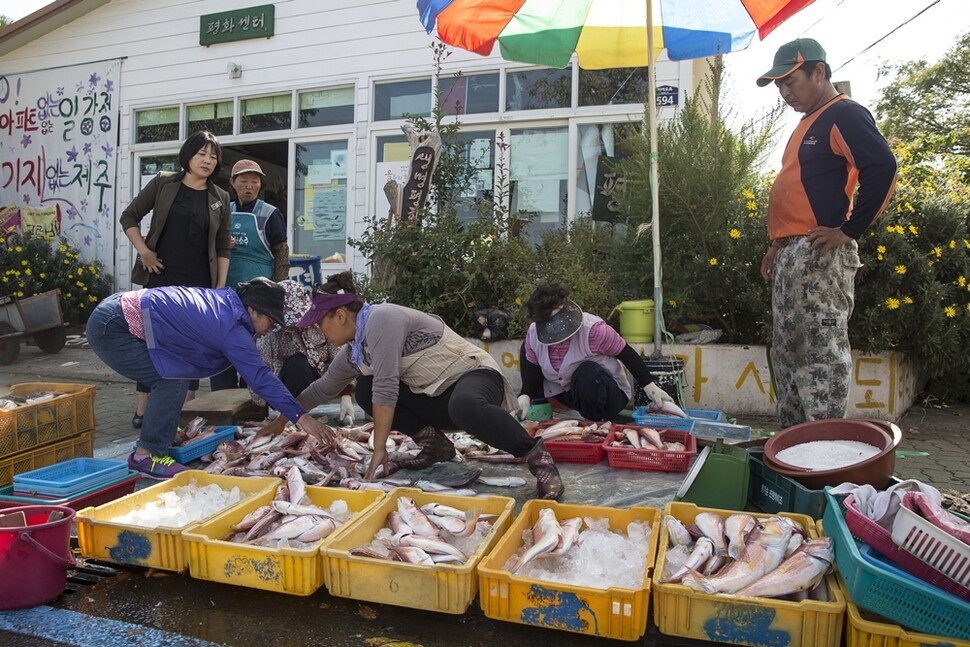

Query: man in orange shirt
758 39 897 428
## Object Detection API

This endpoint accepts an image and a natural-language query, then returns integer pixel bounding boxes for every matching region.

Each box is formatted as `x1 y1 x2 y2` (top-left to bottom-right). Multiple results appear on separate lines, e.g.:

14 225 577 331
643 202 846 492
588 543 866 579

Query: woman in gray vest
517 283 677 422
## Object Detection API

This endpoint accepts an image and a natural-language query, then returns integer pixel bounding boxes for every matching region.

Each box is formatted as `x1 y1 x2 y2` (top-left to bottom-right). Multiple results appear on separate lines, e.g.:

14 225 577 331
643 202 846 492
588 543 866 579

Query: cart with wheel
0 289 68 365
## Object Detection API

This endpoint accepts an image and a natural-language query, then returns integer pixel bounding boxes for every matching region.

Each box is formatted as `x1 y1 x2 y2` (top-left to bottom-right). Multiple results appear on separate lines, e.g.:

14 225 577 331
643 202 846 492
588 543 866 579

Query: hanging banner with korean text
0 59 121 272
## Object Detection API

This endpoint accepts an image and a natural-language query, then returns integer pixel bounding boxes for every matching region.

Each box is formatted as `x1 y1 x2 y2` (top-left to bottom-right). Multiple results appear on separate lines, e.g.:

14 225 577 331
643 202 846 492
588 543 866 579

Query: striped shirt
120 290 147 340
526 320 626 370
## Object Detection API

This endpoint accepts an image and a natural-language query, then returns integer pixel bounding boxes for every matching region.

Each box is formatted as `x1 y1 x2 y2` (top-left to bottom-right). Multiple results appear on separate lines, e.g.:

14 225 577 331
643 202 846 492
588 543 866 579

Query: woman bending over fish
261 271 564 500
517 283 681 422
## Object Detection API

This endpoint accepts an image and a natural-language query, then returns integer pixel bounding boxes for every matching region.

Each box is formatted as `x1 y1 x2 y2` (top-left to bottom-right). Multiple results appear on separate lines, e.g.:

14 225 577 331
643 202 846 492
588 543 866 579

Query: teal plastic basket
12 458 128 497
821 490 970 641
168 426 239 463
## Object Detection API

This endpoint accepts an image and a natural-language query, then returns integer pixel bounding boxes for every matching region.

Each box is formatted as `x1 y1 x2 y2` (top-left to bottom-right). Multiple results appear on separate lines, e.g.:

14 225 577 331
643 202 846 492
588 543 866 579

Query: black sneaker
132 414 144 429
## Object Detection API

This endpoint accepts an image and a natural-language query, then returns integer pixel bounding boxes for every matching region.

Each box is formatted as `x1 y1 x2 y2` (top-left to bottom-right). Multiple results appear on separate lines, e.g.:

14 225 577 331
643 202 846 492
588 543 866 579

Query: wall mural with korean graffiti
0 59 121 274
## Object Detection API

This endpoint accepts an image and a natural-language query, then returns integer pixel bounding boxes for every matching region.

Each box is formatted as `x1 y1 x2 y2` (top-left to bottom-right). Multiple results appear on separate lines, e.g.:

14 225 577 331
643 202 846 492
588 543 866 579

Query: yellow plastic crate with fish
183 484 386 596
0 383 96 462
476 500 660 642
321 487 514 614
652 501 846 647
76 471 278 572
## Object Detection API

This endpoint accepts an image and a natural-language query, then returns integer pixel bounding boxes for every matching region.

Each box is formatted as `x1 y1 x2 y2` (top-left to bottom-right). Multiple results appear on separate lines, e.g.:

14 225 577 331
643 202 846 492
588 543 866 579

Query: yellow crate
652 501 846 647
843 581 970 647
0 383 96 460
183 485 386 596
76 471 278 572
0 430 93 487
477 500 660 642
322 487 514 614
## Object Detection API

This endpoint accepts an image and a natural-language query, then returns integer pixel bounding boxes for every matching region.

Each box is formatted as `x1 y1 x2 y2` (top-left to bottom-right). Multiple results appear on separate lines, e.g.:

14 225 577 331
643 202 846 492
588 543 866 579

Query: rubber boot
393 426 456 471
526 439 564 500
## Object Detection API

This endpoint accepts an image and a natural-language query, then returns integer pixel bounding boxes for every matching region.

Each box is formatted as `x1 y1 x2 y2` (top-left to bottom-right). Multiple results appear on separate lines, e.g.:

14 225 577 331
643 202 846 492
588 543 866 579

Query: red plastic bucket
0 504 76 610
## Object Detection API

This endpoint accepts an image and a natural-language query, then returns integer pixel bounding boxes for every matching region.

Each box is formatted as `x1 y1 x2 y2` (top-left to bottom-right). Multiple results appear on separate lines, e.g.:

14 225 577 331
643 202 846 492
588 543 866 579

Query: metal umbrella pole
647 0 663 357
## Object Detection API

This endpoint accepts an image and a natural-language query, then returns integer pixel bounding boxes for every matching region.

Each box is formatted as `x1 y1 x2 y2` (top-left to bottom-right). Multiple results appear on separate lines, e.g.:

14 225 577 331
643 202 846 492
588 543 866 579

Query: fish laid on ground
477 476 527 487
724 513 757 561
510 508 563 574
681 518 793 594
735 536 834 599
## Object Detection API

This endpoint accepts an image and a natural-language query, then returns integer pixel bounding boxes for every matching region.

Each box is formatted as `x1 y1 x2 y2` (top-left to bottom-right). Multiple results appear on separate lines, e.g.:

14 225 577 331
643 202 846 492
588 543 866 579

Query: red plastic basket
842 494 970 601
602 426 696 472
528 419 606 464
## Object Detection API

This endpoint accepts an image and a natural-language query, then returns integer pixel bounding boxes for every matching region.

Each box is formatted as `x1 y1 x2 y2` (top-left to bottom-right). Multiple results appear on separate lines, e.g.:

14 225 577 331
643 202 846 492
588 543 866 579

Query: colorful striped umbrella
417 0 816 69
416 0 816 352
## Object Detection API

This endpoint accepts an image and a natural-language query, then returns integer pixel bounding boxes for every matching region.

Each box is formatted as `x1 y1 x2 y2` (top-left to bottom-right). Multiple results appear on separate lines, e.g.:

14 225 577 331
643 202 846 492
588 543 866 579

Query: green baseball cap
756 38 826 87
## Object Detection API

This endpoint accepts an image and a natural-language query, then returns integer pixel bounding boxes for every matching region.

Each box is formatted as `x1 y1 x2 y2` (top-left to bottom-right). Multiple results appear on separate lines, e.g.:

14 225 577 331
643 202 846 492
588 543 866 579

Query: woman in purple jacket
86 278 335 478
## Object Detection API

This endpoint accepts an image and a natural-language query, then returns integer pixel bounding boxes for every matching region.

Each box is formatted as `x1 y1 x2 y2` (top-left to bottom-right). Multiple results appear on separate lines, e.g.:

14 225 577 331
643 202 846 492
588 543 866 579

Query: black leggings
355 369 535 457
554 360 630 421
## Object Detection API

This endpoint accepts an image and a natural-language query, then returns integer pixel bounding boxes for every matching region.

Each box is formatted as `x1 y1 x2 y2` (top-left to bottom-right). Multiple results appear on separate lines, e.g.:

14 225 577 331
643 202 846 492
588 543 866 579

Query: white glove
516 394 531 421
339 394 355 426
643 382 674 407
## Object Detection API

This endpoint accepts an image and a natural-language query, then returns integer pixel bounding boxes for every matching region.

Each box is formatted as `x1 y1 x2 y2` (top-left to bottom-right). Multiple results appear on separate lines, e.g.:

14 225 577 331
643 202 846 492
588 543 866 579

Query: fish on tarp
681 518 793 594
510 508 563 575
477 476 526 488
735 536 834 599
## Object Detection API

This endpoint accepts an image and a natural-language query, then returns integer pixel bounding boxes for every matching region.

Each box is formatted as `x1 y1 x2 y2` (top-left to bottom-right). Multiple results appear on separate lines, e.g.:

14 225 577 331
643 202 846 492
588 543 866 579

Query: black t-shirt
149 183 210 288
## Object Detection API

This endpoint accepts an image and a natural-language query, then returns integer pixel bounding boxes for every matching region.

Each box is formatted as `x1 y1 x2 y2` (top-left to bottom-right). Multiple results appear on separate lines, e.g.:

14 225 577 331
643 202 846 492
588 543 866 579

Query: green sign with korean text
200 5 275 46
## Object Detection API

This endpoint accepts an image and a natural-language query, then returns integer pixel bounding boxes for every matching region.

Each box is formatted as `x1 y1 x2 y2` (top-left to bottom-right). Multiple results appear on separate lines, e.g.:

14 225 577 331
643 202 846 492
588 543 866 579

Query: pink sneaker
128 452 186 479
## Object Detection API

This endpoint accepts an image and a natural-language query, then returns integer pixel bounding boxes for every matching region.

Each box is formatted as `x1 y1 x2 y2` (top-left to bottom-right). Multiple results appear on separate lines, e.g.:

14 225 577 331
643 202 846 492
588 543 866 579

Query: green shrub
0 231 114 326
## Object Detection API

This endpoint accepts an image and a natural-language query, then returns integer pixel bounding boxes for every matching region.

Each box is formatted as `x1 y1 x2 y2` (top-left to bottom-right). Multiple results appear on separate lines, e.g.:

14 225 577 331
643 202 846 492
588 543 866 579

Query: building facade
0 0 702 289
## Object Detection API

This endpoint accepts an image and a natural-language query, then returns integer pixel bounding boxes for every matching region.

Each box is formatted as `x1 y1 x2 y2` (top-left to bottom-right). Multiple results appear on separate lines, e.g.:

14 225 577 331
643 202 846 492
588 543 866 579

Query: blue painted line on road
0 605 224 646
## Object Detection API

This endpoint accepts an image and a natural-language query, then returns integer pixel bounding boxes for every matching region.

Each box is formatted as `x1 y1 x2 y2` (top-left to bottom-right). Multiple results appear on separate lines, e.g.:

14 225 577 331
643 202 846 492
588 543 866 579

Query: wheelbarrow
0 289 68 365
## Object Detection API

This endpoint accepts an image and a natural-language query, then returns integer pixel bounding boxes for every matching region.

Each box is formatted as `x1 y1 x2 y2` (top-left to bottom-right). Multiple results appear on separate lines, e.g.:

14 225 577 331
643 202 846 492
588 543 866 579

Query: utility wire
832 0 941 74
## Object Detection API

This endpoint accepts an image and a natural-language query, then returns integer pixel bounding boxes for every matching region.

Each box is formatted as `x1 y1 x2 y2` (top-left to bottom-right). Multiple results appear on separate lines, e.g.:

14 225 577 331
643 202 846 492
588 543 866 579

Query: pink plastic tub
0 504 76 610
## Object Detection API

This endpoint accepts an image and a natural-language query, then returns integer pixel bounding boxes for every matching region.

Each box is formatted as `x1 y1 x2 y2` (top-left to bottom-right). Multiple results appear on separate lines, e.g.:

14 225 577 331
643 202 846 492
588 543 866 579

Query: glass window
187 101 233 137
374 79 431 121
576 122 640 220
454 131 495 224
299 87 354 128
135 107 179 144
293 140 350 264
506 68 571 111
579 67 649 106
510 127 568 246
241 94 292 133
439 73 499 115
374 134 409 219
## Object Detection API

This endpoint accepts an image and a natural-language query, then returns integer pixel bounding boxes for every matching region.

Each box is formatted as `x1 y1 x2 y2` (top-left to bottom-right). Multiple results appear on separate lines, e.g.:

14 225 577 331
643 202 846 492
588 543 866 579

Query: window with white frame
299 87 355 128
135 107 179 143
374 79 431 121
241 94 292 133
510 126 568 246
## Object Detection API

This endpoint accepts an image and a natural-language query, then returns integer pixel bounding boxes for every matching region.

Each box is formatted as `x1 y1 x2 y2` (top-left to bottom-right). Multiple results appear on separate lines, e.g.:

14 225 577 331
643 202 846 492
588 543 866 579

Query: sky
2 0 964 168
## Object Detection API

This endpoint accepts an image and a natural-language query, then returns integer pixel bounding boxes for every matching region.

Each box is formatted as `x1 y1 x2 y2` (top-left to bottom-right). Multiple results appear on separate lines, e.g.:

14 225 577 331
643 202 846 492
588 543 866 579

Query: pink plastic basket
842 494 970 601
602 426 696 472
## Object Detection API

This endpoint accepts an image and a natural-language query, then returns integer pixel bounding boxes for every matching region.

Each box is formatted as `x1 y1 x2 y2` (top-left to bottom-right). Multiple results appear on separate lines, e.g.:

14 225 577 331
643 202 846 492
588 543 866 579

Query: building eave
0 0 111 58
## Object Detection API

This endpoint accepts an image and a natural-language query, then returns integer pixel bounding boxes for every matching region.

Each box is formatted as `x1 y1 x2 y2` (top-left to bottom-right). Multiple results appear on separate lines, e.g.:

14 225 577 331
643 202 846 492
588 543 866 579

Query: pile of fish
349 496 492 566
660 511 834 601
198 421 528 496
608 425 687 451
502 509 652 590
222 465 353 549
0 389 63 411
531 419 611 444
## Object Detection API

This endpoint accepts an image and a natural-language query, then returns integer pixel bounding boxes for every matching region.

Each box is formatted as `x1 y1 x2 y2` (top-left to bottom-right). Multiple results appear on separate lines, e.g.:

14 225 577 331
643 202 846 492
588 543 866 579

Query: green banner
200 5 274 46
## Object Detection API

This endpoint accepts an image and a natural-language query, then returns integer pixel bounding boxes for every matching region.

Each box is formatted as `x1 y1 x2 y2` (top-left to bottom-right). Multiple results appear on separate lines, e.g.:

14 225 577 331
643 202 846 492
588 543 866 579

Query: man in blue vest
212 159 290 390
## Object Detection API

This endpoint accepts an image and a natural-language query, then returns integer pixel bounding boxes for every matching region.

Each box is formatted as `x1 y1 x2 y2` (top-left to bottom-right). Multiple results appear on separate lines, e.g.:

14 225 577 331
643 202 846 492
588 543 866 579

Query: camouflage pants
772 237 861 429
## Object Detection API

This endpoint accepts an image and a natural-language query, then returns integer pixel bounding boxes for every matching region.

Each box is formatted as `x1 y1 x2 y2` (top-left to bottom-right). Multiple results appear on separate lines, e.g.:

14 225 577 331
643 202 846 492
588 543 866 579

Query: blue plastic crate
168 425 238 463
821 490 970 641
632 406 721 431
12 457 128 497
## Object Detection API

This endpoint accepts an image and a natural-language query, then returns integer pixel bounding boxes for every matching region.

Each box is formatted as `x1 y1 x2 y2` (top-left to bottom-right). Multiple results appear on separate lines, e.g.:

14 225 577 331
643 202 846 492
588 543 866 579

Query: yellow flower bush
0 232 113 326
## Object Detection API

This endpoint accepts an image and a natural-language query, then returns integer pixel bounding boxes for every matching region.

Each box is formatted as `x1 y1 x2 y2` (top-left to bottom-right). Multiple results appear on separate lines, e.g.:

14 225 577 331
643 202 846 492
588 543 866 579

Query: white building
0 0 701 289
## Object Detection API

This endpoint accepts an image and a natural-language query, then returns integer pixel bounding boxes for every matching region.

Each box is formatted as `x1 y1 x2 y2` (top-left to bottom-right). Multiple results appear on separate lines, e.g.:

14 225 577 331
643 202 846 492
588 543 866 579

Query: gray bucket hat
535 299 583 344
237 277 285 326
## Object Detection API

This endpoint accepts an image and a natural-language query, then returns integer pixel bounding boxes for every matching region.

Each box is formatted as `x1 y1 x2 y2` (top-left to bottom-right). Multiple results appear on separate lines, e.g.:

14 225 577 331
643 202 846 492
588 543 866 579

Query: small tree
612 56 785 342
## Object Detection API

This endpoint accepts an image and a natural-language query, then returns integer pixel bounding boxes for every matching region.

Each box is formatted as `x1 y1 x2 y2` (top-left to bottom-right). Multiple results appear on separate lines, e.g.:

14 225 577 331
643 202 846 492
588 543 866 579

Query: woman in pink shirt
518 284 675 421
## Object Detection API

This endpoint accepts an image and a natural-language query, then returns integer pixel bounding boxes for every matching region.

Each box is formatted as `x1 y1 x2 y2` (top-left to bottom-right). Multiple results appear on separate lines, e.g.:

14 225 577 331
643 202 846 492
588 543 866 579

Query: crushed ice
109 479 244 528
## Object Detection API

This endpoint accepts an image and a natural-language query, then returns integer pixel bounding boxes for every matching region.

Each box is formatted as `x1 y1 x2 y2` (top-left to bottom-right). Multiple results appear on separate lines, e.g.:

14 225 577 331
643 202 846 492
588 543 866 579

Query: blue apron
226 199 276 289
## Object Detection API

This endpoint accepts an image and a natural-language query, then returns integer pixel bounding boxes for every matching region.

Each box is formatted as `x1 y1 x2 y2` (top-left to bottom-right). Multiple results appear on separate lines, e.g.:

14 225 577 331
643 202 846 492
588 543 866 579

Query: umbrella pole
646 0 662 357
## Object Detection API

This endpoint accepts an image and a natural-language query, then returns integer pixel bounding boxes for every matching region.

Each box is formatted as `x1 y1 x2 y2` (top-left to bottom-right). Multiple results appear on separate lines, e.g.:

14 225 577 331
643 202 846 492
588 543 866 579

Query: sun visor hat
296 291 359 329
535 299 583 344
757 38 826 87
237 277 285 326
